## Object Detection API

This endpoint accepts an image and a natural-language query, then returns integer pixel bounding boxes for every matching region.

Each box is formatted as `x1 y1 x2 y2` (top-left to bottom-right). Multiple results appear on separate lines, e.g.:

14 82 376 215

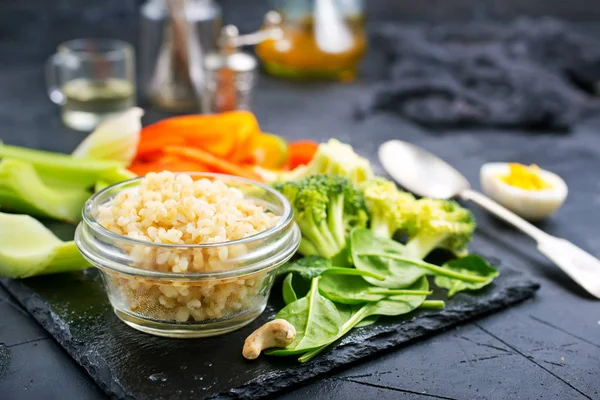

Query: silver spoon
379 139 600 299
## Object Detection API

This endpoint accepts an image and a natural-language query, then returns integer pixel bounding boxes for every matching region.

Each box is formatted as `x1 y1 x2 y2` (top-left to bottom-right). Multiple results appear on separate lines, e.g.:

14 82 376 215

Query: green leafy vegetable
0 212 89 278
360 178 415 238
0 158 90 223
434 255 499 297
404 198 475 259
351 228 488 288
319 274 431 304
276 256 385 281
267 277 343 356
274 175 368 265
354 316 379 328
282 273 298 305
298 277 433 362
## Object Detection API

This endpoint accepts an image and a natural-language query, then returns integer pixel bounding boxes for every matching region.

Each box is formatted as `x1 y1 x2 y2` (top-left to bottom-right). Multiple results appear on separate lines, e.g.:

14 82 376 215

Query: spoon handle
537 237 600 298
460 189 548 242
461 189 600 298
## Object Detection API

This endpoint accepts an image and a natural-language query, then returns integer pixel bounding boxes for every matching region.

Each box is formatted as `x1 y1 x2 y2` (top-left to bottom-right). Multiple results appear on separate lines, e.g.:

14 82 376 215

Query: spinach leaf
434 255 499 297
298 277 433 362
267 277 343 356
319 274 431 304
355 316 379 328
277 255 385 280
282 273 298 305
361 276 430 317
333 303 362 324
350 228 489 288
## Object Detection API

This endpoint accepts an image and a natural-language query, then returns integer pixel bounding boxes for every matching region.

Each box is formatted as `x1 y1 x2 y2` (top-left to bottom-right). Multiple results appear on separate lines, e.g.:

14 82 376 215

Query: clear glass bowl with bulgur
75 172 300 337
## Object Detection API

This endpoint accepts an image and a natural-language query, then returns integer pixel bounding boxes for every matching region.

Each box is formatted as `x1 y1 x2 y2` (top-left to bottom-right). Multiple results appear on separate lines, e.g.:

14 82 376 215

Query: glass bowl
75 172 300 338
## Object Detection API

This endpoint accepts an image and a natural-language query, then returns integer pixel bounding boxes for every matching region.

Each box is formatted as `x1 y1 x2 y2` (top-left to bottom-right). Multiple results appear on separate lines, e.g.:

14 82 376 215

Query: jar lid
204 51 257 73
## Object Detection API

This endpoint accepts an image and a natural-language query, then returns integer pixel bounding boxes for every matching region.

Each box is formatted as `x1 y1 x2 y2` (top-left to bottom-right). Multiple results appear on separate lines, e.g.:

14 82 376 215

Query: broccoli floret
275 174 368 265
404 198 475 259
360 178 415 238
258 139 374 186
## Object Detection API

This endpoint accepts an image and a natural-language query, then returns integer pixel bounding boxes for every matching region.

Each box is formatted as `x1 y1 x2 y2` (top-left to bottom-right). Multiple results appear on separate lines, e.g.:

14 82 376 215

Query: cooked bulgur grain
97 171 279 322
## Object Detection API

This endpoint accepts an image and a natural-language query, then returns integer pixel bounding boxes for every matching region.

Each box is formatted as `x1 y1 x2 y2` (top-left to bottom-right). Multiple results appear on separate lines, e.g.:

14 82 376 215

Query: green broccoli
404 198 475 259
275 174 368 266
360 178 415 238
258 139 374 186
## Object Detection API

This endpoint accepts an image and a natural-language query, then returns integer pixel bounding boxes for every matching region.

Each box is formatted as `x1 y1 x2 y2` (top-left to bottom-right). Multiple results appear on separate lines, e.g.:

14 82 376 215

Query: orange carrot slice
136 111 261 160
164 146 262 181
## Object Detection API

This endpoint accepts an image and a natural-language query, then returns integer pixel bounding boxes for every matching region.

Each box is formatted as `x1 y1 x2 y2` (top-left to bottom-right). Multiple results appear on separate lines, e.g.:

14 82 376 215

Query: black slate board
0 264 538 400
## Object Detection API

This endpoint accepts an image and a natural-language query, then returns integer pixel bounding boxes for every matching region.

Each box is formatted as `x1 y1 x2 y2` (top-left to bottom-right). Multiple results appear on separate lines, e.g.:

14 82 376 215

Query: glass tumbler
46 39 136 131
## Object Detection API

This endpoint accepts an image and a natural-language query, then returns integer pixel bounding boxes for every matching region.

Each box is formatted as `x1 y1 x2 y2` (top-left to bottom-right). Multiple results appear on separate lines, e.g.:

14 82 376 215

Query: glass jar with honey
256 0 366 82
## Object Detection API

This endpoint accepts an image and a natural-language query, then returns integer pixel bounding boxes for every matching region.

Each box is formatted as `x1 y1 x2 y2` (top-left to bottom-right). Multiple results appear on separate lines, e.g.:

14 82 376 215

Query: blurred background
6 0 600 71
5 0 600 134
3 0 600 157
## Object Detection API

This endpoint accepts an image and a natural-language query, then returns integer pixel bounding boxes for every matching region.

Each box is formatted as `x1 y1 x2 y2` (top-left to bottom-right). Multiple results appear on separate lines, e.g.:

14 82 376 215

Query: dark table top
1 2 600 399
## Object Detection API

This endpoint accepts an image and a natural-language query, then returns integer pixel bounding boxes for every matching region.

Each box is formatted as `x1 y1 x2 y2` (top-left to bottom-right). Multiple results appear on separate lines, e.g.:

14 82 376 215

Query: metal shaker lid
204 52 257 73
205 24 258 73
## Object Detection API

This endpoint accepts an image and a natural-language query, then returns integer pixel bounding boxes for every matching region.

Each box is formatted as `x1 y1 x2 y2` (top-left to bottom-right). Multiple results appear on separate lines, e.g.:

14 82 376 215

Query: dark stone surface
1 1 600 399
1 267 538 400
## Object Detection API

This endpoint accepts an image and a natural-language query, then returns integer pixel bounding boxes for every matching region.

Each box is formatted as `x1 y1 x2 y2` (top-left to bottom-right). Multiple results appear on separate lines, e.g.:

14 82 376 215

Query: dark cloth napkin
357 18 600 130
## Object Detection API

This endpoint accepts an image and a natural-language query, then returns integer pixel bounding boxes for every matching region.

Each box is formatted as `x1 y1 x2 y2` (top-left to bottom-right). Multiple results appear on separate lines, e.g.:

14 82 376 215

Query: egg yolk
499 163 553 191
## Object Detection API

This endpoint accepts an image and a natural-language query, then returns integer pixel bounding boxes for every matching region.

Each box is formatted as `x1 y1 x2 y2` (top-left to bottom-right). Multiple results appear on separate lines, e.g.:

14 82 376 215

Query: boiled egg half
480 163 568 221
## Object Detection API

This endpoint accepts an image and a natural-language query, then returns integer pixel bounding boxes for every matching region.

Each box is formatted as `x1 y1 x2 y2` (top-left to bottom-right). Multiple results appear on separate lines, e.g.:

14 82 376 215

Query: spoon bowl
378 140 470 199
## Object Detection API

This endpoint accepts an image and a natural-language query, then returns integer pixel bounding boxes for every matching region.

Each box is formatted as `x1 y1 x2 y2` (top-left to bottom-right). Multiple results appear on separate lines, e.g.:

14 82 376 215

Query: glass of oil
46 39 136 131
256 0 366 82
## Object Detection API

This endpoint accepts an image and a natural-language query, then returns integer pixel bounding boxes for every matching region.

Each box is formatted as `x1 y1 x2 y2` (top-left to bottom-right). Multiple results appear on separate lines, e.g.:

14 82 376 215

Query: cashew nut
242 319 296 360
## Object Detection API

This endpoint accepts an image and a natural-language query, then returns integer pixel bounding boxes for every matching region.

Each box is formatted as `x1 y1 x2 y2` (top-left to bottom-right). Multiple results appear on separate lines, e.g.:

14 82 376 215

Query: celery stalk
72 107 144 165
0 144 135 188
0 213 89 278
94 180 110 193
0 158 90 223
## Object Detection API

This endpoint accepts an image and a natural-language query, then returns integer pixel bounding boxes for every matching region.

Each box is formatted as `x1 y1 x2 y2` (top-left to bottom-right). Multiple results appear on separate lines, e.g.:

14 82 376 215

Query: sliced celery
72 107 143 165
0 144 135 188
94 180 110 193
0 213 88 278
0 158 90 222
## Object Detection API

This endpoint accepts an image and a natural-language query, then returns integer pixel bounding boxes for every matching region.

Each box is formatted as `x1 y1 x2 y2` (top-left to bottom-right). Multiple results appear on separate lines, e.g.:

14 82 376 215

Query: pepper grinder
203 11 283 113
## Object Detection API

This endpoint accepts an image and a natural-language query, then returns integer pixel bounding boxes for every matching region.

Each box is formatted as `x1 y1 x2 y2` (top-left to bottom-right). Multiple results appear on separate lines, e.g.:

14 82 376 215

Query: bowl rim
76 223 301 280
82 172 294 249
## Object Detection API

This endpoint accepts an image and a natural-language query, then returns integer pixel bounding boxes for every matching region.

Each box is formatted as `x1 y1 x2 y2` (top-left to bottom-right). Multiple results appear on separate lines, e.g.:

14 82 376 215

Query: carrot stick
164 146 262 181
129 155 208 176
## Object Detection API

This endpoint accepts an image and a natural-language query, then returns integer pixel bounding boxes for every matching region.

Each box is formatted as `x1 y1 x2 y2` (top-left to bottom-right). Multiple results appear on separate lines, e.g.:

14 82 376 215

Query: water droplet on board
205 362 213 367
194 375 204 381
149 373 168 382
180 365 187 370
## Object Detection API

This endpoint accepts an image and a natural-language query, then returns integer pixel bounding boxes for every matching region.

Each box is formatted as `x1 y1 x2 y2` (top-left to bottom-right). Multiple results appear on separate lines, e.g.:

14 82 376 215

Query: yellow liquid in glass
256 15 367 82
